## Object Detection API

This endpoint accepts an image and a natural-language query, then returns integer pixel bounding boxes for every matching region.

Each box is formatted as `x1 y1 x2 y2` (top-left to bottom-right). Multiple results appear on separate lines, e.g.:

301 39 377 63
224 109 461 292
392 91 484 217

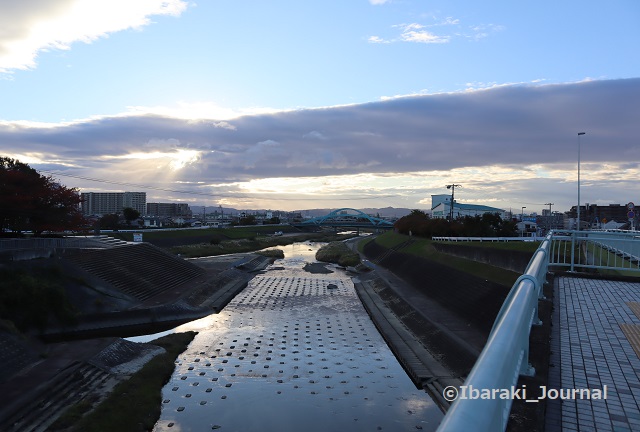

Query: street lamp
446 184 461 221
521 206 526 237
577 132 586 231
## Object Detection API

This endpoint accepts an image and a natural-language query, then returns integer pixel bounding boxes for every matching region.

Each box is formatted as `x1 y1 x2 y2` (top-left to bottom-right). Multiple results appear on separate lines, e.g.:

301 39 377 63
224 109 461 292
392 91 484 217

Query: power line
39 170 400 202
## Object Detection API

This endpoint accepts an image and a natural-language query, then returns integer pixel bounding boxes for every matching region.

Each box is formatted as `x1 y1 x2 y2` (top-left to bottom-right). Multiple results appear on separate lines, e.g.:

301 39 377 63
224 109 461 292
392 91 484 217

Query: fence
437 229 640 430
436 232 552 431
548 230 640 273
0 238 113 261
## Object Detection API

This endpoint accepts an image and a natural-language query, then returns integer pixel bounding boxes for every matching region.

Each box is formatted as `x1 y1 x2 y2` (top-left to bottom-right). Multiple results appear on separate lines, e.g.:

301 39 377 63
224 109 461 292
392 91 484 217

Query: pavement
547 275 640 432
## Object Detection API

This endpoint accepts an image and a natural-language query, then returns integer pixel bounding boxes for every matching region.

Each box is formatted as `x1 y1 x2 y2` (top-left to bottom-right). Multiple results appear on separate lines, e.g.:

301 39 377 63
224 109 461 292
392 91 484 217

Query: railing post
570 231 577 272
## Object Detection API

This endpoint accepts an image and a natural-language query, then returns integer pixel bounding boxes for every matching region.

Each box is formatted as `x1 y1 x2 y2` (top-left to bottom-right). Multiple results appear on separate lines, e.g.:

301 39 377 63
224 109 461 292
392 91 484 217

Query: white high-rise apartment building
81 192 146 216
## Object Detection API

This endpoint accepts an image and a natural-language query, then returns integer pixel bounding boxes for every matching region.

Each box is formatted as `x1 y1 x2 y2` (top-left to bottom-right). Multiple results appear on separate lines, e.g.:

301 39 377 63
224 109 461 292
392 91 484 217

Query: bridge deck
547 276 640 431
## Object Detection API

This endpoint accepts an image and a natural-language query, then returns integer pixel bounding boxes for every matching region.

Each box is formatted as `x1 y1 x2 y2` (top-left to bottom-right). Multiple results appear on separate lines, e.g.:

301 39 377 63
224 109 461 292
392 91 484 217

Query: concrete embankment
431 242 533 273
344 236 515 411
41 250 273 341
0 246 272 431
350 236 552 431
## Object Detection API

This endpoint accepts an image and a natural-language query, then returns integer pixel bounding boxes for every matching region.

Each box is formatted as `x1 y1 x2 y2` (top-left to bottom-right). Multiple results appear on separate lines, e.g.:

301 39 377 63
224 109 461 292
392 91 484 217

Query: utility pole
545 203 554 233
446 184 461 221
577 132 586 231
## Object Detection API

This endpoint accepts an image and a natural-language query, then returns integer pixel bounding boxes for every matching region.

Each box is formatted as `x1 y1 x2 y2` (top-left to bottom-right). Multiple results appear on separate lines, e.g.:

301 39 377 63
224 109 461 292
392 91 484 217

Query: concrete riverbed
152 242 444 431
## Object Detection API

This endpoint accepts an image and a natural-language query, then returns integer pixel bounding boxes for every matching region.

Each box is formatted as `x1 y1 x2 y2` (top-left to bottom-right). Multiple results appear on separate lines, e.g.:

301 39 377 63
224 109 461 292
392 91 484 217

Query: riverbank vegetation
0 266 77 332
51 331 197 432
364 231 533 287
315 241 361 267
167 231 357 258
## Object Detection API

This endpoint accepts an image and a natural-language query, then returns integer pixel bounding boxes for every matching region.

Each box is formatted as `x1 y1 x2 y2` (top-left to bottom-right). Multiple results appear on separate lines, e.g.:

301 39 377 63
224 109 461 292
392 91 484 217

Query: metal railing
437 229 640 431
0 237 111 251
432 236 544 242
549 229 640 273
437 232 552 431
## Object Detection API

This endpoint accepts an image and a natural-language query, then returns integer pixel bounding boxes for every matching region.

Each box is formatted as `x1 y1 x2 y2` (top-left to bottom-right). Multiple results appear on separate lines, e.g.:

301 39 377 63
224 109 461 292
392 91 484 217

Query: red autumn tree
0 156 85 236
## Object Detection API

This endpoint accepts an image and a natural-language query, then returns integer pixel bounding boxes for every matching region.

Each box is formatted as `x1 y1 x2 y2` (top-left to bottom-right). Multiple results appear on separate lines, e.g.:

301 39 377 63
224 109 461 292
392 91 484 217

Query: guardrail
437 229 640 431
0 237 111 252
437 232 552 431
549 230 640 273
432 236 544 242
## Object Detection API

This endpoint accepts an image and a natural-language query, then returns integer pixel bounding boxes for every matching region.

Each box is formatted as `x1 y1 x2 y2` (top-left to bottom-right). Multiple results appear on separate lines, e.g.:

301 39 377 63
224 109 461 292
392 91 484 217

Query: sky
1 0 639 215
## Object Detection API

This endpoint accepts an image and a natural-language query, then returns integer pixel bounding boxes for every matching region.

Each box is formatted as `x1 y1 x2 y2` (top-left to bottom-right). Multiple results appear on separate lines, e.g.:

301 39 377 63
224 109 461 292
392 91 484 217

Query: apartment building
81 192 147 216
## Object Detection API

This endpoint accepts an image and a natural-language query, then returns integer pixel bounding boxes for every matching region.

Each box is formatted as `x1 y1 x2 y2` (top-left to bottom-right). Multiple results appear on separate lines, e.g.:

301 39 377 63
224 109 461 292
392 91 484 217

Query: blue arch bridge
292 208 395 232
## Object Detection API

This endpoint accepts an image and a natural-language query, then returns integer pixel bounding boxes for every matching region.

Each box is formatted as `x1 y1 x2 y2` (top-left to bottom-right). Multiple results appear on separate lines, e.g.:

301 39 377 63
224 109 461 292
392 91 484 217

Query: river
139 241 443 431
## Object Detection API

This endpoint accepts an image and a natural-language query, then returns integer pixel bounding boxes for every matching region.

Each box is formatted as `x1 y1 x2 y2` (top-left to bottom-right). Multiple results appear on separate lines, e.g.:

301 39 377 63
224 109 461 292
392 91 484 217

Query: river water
150 242 443 431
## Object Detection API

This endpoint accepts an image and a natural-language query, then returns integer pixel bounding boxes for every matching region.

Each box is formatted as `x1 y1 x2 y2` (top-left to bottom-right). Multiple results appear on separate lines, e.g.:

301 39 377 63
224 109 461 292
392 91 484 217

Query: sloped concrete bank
41 254 273 341
0 336 164 431
0 250 272 431
432 242 533 273
353 237 553 431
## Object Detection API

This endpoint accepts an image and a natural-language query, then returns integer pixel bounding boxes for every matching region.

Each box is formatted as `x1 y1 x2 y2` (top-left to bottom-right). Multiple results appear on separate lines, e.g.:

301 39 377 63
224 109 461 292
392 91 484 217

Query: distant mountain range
192 206 419 218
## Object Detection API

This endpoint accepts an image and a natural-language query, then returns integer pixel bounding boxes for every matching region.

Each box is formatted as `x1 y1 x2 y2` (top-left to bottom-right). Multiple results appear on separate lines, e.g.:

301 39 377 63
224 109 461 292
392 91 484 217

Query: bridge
293 208 395 230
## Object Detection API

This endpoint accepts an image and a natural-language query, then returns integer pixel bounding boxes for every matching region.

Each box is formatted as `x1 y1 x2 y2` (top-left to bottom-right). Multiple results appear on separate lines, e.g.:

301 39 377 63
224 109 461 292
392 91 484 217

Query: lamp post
446 184 461 221
577 132 586 231
521 206 526 237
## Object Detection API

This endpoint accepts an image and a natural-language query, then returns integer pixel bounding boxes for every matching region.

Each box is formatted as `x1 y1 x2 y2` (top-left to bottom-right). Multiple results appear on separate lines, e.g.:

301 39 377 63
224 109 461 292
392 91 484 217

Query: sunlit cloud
125 101 284 122
102 148 201 171
2 78 638 212
397 23 450 44
0 0 188 72
369 17 505 46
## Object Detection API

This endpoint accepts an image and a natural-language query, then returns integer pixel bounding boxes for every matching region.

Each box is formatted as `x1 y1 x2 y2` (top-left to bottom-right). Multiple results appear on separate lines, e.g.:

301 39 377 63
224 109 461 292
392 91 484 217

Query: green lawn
110 225 296 242
371 231 526 287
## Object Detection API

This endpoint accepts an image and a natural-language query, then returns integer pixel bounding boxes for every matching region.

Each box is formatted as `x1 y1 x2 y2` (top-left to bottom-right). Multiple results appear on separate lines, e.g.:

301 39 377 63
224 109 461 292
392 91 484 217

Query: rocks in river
302 262 334 274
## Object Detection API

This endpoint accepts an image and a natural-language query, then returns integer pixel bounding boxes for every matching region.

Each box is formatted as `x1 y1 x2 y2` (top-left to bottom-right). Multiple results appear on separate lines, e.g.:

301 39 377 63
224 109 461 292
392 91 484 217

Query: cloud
303 131 329 140
398 24 450 44
369 0 391 4
369 17 503 45
369 22 452 45
0 0 188 72
367 36 389 44
1 78 639 211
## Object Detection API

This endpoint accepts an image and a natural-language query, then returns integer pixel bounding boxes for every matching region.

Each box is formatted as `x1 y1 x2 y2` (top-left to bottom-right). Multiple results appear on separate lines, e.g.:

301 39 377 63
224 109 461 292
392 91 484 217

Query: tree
123 207 140 226
239 215 257 225
99 214 120 230
0 157 85 235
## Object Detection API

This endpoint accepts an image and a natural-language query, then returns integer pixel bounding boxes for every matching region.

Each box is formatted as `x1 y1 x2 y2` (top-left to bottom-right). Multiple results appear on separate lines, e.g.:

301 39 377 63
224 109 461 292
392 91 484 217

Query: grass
583 244 640 279
109 225 298 242
316 241 361 267
0 266 77 332
432 239 540 253
169 232 356 258
372 232 524 287
255 248 285 259
52 331 198 432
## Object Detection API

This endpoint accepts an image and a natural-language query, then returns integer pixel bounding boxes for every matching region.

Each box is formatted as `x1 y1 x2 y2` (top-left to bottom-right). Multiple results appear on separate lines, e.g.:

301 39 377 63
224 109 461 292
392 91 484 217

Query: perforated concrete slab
154 266 442 431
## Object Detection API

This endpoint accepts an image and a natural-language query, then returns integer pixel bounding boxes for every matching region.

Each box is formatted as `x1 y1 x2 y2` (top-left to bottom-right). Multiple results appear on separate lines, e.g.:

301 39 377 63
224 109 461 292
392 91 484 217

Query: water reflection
151 242 442 431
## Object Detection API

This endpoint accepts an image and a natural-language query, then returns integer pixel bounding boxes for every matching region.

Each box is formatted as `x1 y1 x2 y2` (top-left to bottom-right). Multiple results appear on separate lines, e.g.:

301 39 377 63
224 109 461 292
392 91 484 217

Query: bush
0 267 77 332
